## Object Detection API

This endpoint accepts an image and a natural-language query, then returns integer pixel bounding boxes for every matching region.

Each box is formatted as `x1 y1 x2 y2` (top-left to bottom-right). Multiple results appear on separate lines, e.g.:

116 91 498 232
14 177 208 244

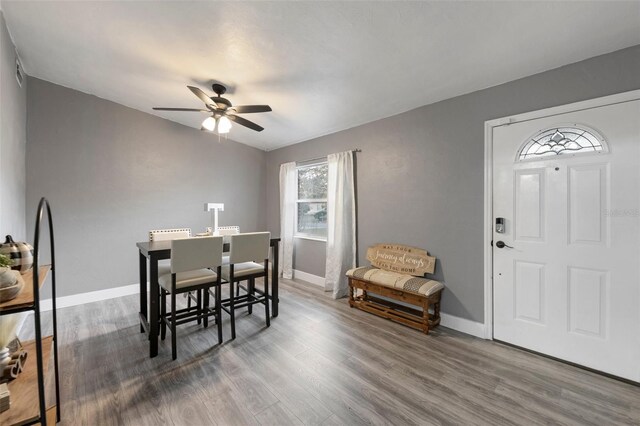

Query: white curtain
325 151 356 299
279 162 297 279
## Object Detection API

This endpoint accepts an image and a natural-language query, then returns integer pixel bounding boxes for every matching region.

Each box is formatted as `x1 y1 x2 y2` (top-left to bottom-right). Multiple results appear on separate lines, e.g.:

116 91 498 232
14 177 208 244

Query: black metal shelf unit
0 197 61 425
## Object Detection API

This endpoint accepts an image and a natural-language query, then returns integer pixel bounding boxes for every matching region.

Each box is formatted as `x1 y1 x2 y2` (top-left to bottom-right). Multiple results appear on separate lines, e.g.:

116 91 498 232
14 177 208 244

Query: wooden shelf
0 265 51 314
0 336 54 426
39 406 57 425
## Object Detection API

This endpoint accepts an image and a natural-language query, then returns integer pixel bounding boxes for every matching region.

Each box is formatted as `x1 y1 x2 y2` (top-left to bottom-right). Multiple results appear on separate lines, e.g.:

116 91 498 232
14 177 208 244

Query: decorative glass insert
518 126 606 161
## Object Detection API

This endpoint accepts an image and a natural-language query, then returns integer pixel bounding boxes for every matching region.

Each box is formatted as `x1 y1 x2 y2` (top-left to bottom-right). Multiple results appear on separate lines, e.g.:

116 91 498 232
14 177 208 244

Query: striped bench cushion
346 266 444 297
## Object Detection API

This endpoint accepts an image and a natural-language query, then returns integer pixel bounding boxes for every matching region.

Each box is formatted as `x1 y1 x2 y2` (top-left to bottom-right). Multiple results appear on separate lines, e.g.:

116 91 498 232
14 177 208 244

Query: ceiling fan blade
228 114 264 132
187 86 214 106
153 107 209 112
231 105 272 114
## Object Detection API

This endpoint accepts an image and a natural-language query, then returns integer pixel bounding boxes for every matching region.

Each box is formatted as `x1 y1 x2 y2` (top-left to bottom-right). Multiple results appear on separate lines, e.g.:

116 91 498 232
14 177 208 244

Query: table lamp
204 203 224 235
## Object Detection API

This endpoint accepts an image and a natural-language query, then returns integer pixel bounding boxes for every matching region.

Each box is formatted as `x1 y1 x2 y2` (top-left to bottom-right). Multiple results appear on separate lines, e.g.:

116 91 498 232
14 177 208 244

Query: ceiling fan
153 83 272 133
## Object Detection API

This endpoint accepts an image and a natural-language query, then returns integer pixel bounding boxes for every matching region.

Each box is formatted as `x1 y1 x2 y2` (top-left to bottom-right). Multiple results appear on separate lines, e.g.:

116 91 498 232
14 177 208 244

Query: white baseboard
440 312 486 338
39 264 277 312
293 269 325 288
36 277 487 339
40 283 140 311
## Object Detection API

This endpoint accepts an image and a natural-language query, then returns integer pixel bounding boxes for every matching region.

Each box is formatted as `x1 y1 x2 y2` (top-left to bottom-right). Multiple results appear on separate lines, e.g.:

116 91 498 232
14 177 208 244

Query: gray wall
265 45 640 323
26 78 266 297
0 12 27 241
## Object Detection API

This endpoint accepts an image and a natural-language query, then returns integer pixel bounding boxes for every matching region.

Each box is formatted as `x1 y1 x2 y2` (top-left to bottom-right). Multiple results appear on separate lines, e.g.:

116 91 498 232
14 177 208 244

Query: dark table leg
139 251 148 333
149 255 159 357
271 240 279 317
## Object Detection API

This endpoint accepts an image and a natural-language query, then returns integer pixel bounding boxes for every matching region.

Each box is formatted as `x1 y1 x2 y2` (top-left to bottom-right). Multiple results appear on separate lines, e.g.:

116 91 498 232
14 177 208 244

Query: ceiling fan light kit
217 116 232 134
153 83 272 135
201 116 216 132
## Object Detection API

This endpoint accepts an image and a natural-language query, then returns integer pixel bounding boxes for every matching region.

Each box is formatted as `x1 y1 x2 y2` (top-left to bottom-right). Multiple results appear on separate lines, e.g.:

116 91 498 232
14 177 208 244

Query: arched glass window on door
517 125 607 161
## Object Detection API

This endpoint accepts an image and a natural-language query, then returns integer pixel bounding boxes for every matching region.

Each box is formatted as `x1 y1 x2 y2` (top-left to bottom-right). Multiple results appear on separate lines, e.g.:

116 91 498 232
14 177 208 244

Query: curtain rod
295 149 361 165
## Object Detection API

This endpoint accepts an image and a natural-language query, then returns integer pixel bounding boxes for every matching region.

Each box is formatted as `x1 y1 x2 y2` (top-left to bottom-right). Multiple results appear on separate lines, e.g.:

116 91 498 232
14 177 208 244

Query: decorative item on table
0 314 27 383
0 255 24 303
0 235 34 273
0 271 24 304
0 382 10 413
0 254 15 285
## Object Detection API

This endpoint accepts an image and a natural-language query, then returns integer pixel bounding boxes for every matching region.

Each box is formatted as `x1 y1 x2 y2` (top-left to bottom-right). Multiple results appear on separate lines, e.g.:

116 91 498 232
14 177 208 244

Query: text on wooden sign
366 244 436 276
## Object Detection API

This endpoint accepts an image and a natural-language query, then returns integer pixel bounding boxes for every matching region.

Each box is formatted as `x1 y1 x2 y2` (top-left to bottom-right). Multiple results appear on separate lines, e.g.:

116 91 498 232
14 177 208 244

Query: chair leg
229 281 236 339
248 278 254 314
216 283 223 344
197 289 202 325
203 288 209 329
264 275 270 327
157 289 162 336
160 289 167 341
171 290 177 360
187 291 192 310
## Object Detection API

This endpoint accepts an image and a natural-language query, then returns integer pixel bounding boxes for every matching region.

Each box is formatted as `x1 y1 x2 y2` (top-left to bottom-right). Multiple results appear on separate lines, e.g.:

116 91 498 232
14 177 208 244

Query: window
518 126 606 161
296 162 328 240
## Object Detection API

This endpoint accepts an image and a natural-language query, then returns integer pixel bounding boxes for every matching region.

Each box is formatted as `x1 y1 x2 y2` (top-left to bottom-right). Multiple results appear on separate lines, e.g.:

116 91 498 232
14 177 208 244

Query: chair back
229 232 270 264
171 236 223 274
217 226 240 236
149 228 191 242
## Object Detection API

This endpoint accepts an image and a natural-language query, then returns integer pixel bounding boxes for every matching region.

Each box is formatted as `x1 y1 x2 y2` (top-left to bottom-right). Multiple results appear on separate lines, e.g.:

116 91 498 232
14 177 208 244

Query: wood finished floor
23 278 640 426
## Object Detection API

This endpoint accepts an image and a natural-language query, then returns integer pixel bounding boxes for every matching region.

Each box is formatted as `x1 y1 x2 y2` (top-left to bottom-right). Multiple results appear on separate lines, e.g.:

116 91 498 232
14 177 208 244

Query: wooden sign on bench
366 243 436 276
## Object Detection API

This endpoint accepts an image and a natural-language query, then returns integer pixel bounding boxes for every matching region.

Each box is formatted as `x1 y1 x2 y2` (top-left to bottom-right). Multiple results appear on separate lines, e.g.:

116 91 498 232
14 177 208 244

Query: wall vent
15 53 23 87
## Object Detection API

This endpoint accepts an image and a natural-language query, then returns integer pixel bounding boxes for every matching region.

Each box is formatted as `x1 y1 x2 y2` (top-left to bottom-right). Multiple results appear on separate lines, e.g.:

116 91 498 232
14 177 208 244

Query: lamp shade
202 116 216 131
218 116 232 134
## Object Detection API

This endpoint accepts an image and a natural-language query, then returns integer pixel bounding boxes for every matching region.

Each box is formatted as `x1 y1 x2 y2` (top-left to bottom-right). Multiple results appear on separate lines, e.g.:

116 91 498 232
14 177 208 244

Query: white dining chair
149 228 191 241
149 227 192 275
217 225 240 236
158 236 224 360
211 225 240 266
149 228 199 315
220 232 271 339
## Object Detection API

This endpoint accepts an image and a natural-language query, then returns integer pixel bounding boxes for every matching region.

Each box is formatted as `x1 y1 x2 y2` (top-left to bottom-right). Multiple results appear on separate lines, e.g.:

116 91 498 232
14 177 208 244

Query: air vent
15 53 23 87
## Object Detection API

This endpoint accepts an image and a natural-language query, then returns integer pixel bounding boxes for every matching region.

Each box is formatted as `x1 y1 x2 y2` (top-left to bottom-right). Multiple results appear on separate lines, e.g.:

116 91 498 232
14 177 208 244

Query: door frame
483 89 640 339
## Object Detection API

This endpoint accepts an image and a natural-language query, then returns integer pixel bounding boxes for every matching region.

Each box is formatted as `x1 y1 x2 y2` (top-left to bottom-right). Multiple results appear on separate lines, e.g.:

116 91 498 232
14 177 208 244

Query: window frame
294 160 328 242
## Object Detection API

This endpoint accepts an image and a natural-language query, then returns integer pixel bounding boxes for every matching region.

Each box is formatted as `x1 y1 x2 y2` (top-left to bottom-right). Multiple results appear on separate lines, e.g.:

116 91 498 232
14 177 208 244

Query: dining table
136 237 281 358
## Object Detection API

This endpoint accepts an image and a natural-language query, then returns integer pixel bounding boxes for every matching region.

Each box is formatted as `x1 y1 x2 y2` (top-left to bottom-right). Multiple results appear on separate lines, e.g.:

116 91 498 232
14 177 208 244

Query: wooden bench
346 244 443 334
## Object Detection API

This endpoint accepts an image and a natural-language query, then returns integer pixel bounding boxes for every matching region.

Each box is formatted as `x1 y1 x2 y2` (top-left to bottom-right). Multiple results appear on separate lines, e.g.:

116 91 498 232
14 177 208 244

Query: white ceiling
2 1 640 151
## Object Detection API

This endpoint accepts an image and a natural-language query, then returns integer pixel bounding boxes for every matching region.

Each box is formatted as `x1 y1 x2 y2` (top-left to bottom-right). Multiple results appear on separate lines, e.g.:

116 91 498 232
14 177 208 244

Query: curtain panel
279 162 297 279
325 151 356 299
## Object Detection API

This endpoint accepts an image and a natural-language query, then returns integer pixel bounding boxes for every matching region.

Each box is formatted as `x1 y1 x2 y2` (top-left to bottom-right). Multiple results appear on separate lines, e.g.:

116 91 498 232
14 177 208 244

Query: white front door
492 98 640 381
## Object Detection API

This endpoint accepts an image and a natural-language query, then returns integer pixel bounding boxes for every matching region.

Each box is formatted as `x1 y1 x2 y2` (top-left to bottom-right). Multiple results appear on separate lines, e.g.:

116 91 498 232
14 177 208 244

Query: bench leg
422 300 430 335
348 280 355 307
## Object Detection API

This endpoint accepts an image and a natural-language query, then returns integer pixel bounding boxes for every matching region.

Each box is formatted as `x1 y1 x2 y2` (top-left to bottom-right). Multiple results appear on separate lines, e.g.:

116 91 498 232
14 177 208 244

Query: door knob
495 241 514 249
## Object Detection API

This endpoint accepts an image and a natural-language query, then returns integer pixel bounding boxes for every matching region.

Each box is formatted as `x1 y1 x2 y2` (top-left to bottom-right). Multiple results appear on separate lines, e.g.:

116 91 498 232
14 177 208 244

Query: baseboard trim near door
440 312 486 338
293 269 325 288
40 283 140 311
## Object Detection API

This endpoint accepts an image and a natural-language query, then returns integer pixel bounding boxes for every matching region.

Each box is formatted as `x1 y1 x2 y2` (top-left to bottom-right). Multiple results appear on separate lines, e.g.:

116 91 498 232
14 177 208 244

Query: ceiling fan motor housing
211 97 231 108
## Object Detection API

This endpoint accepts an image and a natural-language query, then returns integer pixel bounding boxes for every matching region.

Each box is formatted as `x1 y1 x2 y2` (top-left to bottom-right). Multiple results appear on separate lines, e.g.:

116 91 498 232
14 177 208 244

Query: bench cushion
346 266 443 297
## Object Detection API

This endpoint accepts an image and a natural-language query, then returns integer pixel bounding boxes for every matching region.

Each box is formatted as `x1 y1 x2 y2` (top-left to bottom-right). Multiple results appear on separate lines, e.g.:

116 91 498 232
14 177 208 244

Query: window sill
294 235 327 243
